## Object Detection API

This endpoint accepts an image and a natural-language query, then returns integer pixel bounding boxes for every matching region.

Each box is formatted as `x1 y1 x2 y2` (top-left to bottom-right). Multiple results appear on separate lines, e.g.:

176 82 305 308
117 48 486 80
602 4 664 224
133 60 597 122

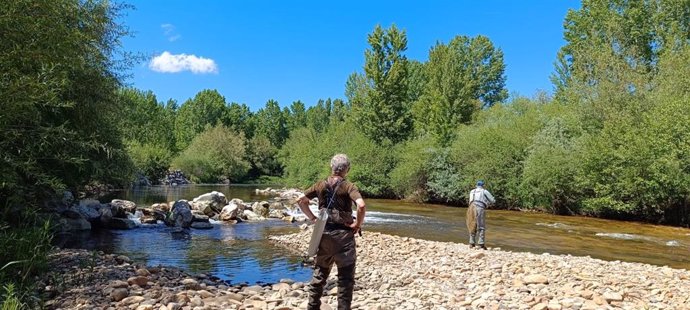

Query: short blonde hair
330 154 351 176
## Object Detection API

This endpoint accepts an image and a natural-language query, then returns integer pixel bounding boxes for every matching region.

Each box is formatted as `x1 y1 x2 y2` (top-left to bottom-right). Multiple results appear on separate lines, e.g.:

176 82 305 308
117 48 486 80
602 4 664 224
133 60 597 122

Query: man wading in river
466 180 495 250
297 154 366 310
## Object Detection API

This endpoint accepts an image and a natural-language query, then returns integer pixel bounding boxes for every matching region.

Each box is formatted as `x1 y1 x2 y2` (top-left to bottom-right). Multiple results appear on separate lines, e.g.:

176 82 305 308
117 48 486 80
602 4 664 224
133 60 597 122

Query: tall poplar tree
352 24 411 144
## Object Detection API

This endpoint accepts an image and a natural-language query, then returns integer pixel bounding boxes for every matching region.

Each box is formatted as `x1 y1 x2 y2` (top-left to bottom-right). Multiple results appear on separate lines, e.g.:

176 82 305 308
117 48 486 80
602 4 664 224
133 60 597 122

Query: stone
603 292 623 302
524 274 549 284
127 276 149 287
110 288 128 301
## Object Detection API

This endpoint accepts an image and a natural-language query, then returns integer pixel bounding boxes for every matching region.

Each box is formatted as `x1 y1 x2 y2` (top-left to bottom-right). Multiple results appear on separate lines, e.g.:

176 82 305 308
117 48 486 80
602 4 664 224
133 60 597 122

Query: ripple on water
535 222 571 229
595 232 655 242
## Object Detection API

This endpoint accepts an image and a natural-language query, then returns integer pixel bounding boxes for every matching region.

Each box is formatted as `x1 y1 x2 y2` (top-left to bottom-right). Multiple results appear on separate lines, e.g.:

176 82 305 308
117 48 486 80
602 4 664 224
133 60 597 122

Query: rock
192 214 210 223
253 201 270 218
57 217 91 231
192 191 227 215
603 292 623 302
127 276 149 287
524 274 549 284
140 216 158 224
120 295 145 305
152 203 170 213
532 303 547 310
110 280 129 288
110 288 128 301
242 210 264 221
219 203 239 221
109 218 137 229
136 268 151 277
181 278 199 290
111 199 137 216
190 222 213 229
166 200 193 228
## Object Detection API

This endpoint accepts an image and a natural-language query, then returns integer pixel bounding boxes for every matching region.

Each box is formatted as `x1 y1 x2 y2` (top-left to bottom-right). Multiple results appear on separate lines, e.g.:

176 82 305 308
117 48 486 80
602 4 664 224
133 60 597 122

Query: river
58 185 690 285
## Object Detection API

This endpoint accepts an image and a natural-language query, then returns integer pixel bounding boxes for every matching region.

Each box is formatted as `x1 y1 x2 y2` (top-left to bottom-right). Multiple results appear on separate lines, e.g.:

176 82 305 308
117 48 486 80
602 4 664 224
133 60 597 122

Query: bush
127 142 173 184
389 136 437 200
281 122 393 197
172 125 250 183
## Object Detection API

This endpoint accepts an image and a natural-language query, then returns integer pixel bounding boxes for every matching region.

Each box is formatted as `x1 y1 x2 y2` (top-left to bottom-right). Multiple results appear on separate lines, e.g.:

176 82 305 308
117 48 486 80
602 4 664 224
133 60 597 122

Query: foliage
174 89 227 151
1 284 23 310
388 137 437 200
126 142 173 184
414 35 507 144
281 122 393 197
352 24 412 144
253 100 288 148
246 135 281 177
172 125 250 183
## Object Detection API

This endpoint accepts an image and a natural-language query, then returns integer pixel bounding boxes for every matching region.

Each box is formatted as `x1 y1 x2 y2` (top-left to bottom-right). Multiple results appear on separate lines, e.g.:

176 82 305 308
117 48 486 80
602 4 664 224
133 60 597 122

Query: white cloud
161 23 180 42
149 51 218 74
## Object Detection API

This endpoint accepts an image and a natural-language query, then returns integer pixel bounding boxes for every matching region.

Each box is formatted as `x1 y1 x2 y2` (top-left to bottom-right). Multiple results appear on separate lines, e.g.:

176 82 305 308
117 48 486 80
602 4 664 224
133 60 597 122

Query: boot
478 244 487 250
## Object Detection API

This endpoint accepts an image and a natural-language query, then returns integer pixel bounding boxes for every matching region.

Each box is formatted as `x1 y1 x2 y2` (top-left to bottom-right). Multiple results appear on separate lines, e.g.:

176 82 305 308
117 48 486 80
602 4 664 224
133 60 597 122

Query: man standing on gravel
467 180 495 250
297 153 366 310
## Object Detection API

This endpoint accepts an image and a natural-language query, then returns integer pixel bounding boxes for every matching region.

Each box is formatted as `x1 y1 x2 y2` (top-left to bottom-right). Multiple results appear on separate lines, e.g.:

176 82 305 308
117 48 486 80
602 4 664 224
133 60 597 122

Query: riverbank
270 228 690 310
44 226 690 310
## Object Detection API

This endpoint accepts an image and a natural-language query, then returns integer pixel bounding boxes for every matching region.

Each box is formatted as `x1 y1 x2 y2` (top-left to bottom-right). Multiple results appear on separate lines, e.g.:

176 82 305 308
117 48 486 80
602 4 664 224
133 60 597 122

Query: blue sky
122 1 581 111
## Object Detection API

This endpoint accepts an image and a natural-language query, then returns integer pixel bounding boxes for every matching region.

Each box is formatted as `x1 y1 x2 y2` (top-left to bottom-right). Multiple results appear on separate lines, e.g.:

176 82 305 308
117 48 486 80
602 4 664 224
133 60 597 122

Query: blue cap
477 180 485 187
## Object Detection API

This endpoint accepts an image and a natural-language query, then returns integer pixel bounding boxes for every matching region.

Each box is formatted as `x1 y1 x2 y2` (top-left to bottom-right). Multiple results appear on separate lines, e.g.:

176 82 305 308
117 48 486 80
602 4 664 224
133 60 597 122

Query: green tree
414 35 507 144
223 102 254 139
246 134 281 177
353 24 412 144
305 99 332 133
175 89 227 150
286 100 307 131
0 0 133 302
172 125 250 183
254 99 288 148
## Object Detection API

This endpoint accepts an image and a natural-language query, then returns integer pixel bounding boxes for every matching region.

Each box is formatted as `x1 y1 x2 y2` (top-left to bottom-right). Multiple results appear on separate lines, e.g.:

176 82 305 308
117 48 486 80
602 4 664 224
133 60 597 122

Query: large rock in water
253 201 270 218
192 191 227 216
166 200 193 228
110 199 137 218
219 203 240 221
57 217 91 231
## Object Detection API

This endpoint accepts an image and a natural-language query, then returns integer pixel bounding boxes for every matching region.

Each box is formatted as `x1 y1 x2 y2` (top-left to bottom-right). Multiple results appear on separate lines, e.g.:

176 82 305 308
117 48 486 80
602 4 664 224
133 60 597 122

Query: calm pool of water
59 185 690 285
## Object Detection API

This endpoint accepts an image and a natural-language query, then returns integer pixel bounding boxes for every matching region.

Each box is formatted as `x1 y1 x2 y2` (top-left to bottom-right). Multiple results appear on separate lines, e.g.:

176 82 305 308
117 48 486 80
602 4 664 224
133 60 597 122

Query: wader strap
325 180 343 210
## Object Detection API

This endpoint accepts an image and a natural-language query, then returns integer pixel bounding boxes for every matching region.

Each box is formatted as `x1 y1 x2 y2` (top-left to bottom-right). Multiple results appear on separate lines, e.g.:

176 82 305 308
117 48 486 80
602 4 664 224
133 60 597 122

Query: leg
476 206 486 248
307 264 332 310
336 264 356 310
466 204 477 246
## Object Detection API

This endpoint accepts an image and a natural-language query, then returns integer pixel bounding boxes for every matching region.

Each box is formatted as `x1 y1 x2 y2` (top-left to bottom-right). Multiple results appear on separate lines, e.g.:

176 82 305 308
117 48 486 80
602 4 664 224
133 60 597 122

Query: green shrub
172 125 250 183
127 142 173 184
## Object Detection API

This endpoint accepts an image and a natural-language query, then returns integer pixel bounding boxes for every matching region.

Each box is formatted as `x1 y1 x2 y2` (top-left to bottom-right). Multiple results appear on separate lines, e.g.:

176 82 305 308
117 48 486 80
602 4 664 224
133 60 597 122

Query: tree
0 0 135 206
253 99 288 148
305 99 332 133
352 24 412 144
414 35 507 144
175 89 227 150
223 102 254 138
286 100 307 131
172 125 250 183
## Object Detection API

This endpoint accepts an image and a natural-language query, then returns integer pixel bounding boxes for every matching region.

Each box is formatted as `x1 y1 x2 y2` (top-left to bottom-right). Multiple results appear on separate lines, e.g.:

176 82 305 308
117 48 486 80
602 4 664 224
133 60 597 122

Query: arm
296 195 317 223
484 190 496 205
349 198 366 231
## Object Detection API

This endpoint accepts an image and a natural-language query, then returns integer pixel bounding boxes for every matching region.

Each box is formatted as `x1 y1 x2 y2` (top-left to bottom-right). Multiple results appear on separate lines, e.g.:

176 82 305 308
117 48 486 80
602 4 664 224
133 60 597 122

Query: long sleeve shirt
469 187 495 207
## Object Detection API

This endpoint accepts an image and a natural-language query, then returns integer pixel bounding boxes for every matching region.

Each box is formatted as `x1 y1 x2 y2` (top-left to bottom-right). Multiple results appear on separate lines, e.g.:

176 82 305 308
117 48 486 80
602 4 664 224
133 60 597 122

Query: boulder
151 203 170 213
165 200 193 228
243 210 264 221
57 217 91 231
192 191 227 215
219 203 239 221
73 201 101 222
140 216 158 224
192 214 210 223
109 218 137 230
253 201 270 218
110 199 137 218
97 204 113 226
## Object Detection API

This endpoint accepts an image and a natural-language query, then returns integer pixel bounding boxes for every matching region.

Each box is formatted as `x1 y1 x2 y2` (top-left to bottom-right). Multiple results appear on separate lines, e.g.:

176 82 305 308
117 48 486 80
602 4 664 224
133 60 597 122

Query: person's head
330 153 351 177
476 180 485 187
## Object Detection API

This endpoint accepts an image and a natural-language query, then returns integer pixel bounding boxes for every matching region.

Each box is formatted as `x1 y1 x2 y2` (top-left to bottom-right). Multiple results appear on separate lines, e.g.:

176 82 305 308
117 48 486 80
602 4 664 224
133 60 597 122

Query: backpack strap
325 179 343 210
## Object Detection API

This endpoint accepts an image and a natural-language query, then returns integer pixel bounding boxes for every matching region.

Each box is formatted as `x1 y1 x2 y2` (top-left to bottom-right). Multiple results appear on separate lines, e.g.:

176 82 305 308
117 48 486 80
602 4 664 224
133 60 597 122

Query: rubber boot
336 264 356 310
307 265 331 310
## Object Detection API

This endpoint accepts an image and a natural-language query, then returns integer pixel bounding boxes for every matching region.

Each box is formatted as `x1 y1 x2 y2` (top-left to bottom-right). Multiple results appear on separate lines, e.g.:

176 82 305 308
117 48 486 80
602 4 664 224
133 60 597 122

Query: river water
60 185 690 285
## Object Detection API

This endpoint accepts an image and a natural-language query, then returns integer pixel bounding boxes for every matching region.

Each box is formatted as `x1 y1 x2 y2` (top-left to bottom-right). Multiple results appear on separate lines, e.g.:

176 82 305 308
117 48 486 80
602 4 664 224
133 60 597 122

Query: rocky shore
44 226 690 310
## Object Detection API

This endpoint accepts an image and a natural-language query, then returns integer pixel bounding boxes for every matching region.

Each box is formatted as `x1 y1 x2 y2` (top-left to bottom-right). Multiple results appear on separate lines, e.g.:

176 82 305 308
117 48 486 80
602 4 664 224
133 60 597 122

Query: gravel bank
43 226 690 309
